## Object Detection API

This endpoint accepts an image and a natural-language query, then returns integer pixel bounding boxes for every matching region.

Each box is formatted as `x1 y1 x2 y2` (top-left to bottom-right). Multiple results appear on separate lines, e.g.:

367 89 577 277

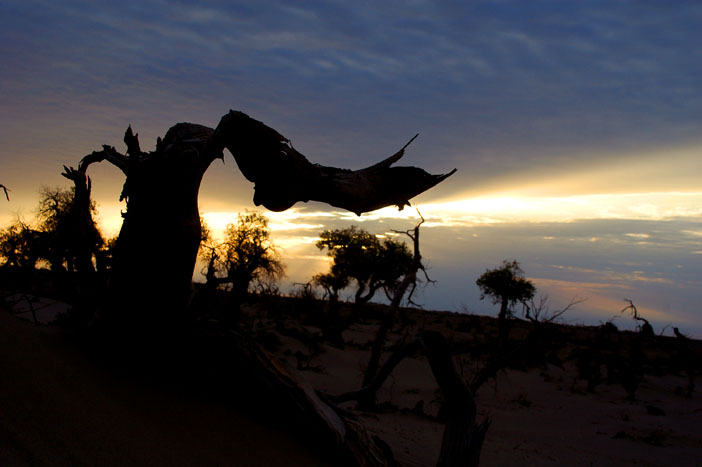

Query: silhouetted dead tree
77 111 454 329
70 110 454 464
60 166 102 277
524 294 584 324
0 184 9 201
360 214 430 406
329 215 491 464
330 331 491 467
621 299 654 337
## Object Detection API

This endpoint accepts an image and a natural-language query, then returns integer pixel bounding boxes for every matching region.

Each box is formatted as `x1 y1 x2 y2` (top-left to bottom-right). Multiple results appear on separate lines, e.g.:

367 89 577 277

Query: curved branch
358 133 418 174
211 110 456 215
79 145 129 175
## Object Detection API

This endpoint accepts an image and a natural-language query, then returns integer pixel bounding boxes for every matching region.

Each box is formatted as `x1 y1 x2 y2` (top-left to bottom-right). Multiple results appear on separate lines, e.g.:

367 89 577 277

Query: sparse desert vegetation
2 279 701 466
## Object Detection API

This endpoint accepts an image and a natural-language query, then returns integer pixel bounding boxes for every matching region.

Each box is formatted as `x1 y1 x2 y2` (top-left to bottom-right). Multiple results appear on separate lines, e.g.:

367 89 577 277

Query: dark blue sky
1 1 701 334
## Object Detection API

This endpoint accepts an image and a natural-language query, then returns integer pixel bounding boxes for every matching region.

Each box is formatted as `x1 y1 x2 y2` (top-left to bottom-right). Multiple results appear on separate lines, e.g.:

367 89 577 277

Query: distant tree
313 271 348 304
0 183 104 275
315 226 413 306
202 211 284 318
476 260 536 341
0 217 43 270
314 226 413 344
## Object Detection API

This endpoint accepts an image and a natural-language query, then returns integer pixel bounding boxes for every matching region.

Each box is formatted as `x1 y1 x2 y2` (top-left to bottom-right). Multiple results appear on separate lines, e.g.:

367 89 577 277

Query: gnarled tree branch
211 110 456 215
79 145 129 175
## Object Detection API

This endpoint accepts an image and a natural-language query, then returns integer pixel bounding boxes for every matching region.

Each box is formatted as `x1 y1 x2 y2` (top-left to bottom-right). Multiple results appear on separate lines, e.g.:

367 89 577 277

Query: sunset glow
2 0 700 336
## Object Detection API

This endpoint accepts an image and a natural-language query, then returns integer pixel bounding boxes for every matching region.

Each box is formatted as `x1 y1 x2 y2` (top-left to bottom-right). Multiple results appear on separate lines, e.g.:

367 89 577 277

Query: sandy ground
273 315 702 466
2 300 701 466
0 307 334 466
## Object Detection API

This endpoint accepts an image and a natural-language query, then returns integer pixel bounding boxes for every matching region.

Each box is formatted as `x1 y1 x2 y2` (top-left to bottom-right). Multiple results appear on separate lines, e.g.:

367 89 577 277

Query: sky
1 0 701 336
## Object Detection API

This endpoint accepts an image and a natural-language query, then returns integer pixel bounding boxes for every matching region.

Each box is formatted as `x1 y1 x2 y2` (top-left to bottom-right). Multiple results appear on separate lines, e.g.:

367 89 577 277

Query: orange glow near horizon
191 189 702 244
531 277 692 326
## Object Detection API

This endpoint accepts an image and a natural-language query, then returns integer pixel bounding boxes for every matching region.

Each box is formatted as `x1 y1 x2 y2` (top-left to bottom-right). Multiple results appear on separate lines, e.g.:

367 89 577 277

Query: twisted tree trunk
61 165 100 277
70 110 454 464
361 217 424 402
79 110 453 329
80 124 219 329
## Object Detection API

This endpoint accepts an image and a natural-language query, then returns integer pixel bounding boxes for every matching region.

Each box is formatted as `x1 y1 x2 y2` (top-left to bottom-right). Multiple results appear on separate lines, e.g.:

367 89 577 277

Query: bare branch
0 184 9 201
621 298 654 335
524 294 585 323
548 295 585 322
79 145 129 175
622 298 647 323
358 133 419 174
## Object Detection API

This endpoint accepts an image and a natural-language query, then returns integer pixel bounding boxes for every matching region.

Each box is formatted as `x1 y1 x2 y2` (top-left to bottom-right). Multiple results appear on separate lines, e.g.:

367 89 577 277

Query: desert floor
0 306 333 466
1 297 700 466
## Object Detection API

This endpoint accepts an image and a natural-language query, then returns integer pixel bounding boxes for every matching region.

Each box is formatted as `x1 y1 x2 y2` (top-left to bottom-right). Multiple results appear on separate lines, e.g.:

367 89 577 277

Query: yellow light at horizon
93 189 702 248
200 212 238 241
201 208 336 241
419 191 702 225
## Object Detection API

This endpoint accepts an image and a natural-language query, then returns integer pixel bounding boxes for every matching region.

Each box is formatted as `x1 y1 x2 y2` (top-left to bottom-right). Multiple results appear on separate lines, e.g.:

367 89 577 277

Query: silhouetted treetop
477 260 536 327
315 226 413 305
204 210 284 292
